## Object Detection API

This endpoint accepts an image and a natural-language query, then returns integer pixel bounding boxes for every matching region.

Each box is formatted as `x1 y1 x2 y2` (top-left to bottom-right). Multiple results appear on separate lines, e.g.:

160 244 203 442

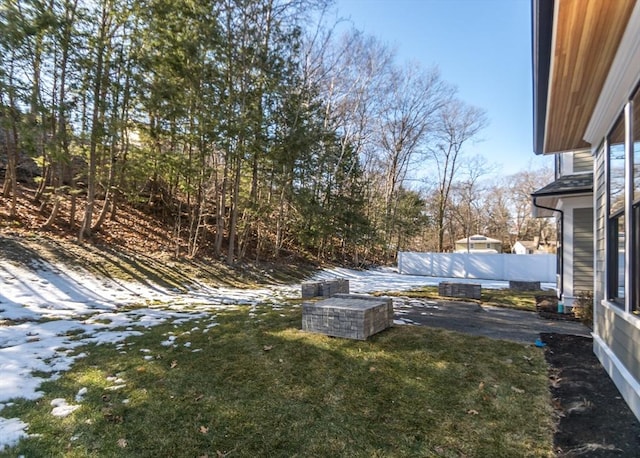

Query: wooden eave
533 0 636 155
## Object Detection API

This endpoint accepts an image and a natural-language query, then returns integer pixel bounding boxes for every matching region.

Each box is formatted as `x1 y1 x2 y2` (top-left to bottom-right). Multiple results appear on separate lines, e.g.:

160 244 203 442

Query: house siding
593 129 640 418
597 306 640 387
573 207 594 293
573 150 593 173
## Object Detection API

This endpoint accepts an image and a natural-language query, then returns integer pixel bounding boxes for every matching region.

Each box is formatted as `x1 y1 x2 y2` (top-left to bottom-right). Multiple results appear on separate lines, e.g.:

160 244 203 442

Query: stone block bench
301 278 349 298
302 293 393 340
438 282 482 300
509 280 541 291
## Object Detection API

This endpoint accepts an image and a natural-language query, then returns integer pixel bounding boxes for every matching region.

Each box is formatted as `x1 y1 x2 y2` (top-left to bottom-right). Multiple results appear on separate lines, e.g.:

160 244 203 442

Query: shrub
573 290 593 325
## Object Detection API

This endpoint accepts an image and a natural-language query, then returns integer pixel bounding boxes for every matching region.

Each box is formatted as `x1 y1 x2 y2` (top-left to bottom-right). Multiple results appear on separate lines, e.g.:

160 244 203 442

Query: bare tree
428 98 488 252
376 64 451 211
448 155 497 250
505 165 554 243
311 29 394 171
481 182 514 249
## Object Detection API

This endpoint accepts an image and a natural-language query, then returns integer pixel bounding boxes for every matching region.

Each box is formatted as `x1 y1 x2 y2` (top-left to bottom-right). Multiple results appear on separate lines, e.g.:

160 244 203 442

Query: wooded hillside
0 0 553 265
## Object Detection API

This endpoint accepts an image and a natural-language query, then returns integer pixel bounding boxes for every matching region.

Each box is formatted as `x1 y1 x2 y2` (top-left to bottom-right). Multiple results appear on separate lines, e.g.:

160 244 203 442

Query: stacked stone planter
509 280 541 291
438 282 482 300
301 278 350 298
302 294 393 340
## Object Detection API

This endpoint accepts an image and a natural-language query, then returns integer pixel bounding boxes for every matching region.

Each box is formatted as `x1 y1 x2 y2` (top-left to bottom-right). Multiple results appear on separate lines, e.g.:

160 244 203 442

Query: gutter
531 189 592 199
532 0 555 155
533 196 564 300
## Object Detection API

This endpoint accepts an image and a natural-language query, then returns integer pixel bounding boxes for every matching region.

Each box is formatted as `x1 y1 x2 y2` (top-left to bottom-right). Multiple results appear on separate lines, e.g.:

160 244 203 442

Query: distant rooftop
455 234 501 244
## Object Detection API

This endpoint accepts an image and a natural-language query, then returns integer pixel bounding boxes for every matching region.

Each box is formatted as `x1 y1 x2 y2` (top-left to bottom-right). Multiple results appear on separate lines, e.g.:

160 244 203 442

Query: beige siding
597 306 640 387
573 207 594 293
573 150 594 173
593 146 640 385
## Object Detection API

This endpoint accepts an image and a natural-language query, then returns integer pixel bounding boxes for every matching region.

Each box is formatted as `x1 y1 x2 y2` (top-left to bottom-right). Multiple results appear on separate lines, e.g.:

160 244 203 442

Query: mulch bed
541 333 640 457
536 295 581 322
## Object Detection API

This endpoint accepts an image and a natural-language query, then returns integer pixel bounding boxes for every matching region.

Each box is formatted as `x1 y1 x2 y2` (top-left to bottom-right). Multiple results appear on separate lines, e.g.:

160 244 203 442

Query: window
635 87 640 203
608 84 640 312
633 88 640 313
607 114 625 304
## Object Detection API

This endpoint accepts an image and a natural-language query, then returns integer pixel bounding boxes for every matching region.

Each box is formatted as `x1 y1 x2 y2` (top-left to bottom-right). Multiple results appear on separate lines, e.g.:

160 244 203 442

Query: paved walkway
393 297 591 344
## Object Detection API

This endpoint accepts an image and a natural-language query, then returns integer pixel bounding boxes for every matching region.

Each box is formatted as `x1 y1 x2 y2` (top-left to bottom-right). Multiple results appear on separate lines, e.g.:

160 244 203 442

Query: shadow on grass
1 235 316 296
1 308 555 457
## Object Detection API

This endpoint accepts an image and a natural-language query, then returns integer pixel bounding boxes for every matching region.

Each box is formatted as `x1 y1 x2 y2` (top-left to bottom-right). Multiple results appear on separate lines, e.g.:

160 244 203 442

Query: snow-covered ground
0 255 551 451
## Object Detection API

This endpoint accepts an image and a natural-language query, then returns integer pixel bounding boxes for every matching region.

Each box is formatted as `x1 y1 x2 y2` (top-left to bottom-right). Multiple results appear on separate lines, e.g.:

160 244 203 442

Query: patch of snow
75 387 88 402
50 399 80 417
0 417 29 451
160 335 177 347
105 384 126 391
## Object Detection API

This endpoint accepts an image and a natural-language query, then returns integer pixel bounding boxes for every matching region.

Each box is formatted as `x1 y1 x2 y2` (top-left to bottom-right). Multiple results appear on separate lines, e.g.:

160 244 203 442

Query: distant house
512 240 538 255
532 0 640 420
454 235 502 253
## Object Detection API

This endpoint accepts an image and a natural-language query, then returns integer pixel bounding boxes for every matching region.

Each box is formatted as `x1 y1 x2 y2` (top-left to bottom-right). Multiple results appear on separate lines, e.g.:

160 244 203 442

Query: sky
332 0 552 176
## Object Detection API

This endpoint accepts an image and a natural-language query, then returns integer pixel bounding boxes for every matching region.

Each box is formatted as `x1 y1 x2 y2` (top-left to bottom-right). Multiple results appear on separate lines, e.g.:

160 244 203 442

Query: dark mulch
536 295 581 322
541 333 640 457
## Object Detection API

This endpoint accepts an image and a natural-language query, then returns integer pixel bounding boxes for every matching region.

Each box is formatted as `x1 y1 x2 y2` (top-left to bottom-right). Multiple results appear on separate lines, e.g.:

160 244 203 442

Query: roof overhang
532 0 637 155
531 173 593 217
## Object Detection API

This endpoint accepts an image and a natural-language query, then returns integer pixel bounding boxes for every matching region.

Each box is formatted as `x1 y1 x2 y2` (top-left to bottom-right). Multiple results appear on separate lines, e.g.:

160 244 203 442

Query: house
512 239 556 255
531 150 594 308
512 240 537 255
533 0 640 420
454 235 502 253
512 239 539 254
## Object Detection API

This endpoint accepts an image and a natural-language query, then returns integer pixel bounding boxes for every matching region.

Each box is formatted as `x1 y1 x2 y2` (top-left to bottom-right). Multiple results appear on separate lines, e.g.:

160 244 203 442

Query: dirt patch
536 295 581 322
541 333 640 457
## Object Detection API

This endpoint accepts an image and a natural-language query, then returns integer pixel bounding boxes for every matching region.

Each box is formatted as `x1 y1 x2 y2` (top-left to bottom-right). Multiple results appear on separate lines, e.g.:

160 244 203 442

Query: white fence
397 252 557 282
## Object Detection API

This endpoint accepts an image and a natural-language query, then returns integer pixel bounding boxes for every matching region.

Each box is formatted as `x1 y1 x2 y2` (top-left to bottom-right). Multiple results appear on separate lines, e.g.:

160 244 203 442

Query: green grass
386 286 551 311
1 306 555 457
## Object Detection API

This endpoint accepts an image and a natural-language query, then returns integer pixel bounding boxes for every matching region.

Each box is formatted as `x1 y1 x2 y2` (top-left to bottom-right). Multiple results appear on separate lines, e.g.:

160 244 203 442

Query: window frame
632 87 640 313
607 113 626 306
606 84 640 314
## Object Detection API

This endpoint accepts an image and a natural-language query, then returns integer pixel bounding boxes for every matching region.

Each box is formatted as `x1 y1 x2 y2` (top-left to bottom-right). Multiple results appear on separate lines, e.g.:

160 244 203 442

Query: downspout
533 197 564 300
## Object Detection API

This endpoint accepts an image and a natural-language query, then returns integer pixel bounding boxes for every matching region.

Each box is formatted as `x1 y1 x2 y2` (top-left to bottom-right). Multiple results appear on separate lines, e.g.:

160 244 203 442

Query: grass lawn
387 286 551 311
1 305 555 457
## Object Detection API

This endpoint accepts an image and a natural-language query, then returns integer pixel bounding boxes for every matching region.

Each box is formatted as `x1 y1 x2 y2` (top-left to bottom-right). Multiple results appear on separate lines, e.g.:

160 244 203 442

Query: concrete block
509 281 541 291
301 279 349 298
438 282 481 300
302 295 392 340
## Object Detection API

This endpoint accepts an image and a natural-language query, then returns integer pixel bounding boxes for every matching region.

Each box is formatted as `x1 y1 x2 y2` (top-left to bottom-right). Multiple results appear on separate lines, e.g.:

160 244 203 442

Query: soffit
543 0 635 154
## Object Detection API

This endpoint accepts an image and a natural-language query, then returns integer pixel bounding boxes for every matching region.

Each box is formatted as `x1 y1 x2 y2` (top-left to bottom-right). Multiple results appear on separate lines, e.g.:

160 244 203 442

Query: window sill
600 300 640 328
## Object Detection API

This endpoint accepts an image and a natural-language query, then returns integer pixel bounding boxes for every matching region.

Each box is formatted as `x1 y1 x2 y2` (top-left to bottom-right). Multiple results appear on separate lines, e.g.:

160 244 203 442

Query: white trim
593 148 599 335
593 333 640 422
600 299 640 329
584 1 640 146
625 102 634 312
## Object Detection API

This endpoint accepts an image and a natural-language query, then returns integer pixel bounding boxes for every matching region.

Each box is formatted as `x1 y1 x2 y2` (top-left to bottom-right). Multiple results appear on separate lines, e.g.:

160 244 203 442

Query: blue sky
332 0 552 176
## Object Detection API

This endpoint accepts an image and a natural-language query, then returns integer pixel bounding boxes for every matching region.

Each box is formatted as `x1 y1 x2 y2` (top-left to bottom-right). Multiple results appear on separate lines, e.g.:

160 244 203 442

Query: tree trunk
79 4 108 242
227 154 241 264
